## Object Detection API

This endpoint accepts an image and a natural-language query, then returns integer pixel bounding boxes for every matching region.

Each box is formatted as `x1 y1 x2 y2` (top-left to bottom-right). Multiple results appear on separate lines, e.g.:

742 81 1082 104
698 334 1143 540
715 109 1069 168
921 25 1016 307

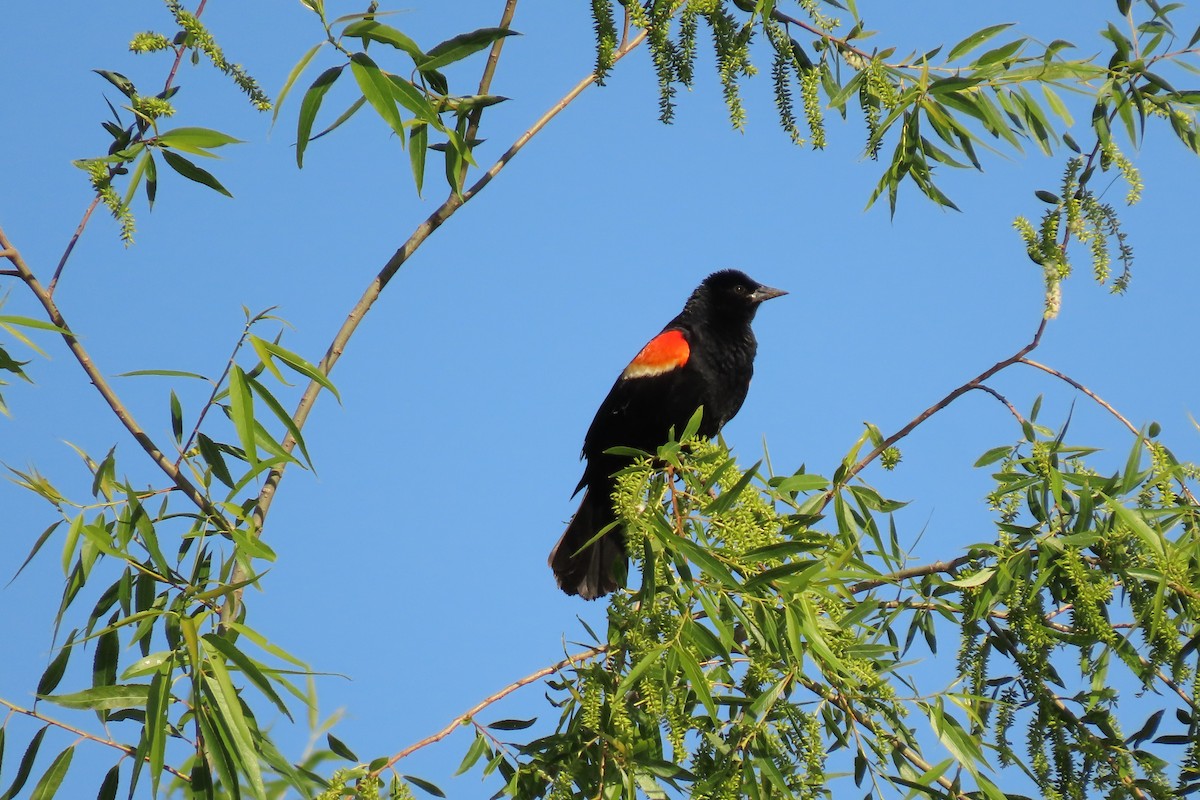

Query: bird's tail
548 488 625 600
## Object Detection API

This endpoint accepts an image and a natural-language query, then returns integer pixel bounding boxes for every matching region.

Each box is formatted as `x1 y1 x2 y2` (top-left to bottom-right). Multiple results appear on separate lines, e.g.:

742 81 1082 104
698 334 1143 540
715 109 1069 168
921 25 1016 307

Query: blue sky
2 1 1199 797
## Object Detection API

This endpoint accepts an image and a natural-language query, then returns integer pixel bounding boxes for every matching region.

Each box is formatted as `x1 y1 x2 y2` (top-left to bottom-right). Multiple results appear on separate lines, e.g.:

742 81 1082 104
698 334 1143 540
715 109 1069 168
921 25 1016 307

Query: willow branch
0 225 223 525
49 2 211 296
972 384 1025 425
828 316 1048 503
245 29 650 536
0 697 191 782
372 646 606 777
1020 357 1198 505
849 554 975 594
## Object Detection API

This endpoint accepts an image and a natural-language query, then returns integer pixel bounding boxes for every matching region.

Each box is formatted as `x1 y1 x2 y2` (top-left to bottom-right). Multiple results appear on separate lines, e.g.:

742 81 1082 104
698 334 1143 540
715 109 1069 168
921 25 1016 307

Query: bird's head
692 269 787 322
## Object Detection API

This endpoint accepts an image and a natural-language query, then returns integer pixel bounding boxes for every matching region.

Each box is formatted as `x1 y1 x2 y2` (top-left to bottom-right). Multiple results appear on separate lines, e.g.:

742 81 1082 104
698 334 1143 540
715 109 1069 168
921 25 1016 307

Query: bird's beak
750 285 787 303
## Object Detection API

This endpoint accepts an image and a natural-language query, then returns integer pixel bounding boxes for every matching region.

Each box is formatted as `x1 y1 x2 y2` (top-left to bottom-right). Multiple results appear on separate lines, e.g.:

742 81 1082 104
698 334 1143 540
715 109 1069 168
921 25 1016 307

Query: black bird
549 269 786 599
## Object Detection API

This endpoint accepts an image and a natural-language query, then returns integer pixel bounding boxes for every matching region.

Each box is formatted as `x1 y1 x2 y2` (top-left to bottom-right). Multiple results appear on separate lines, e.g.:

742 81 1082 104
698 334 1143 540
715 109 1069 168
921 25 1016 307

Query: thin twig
0 225 224 527
372 646 606 777
849 554 975 594
49 1 211 295
826 317 1048 503
972 384 1025 425
47 197 100 297
1020 358 1137 435
0 697 192 782
1020 357 1198 505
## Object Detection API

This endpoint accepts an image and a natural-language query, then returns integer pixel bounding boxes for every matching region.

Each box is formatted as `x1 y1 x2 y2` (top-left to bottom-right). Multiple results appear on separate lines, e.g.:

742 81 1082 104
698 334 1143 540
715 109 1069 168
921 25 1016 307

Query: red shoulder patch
622 329 690 379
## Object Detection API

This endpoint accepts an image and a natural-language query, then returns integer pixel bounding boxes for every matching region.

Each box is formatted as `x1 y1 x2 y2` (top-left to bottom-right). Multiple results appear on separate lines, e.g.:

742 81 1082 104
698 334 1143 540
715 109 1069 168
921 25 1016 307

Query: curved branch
0 697 191 782
828 316 1048 501
372 646 606 777
0 225 222 526
1020 357 1198 505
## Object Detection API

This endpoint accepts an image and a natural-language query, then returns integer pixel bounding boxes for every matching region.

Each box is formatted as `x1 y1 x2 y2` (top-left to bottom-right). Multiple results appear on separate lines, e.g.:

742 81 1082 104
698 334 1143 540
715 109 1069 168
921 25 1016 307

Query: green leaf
409 123 427 197
227 365 258 466
202 660 266 800
454 733 489 776
39 684 151 711
676 645 717 719
10 521 61 585
486 718 536 731
342 20 426 62
274 41 325 125
247 376 313 469
157 126 244 151
421 27 518 72
160 150 233 197
202 634 293 721
946 567 995 588
296 65 345 167
197 432 235 489
403 775 446 798
770 473 829 493
0 315 69 335
386 75 438 122
0 727 46 800
249 337 339 401
671 536 739 589
170 390 184 443
349 52 406 139
947 23 1015 62
95 765 119 800
115 368 209 380
28 745 73 800
36 631 75 697
326 733 358 762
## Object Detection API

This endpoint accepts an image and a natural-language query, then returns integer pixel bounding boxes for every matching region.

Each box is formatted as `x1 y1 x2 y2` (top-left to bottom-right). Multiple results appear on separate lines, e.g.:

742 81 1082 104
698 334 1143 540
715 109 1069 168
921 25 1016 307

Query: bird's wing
620 328 691 379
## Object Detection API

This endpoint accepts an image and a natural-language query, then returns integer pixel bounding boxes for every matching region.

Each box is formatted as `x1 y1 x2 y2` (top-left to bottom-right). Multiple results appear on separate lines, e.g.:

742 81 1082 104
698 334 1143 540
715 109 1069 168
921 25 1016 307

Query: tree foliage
1 1 1199 799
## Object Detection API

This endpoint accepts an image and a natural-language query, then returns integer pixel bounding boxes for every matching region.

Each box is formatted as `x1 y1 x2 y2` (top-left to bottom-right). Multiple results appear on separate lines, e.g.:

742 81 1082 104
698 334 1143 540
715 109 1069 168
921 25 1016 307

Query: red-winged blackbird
549 269 786 599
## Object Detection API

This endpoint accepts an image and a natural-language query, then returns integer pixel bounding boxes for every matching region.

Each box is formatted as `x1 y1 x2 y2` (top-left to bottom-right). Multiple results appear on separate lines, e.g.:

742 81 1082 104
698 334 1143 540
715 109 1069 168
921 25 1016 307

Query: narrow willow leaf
27 745 73 800
202 634 293 721
342 20 426 61
250 338 339 400
10 521 61 584
672 536 739 589
0 315 69 334
115 368 209 380
409 123 427 197
95 765 119 800
227 365 258 467
403 775 447 798
36 631 76 697
197 432 235 489
160 150 233 197
675 646 717 718
39 684 151 711
170 390 184 443
387 75 438 122
486 718 536 731
326 733 357 762
454 733 489 776
421 27 518 72
349 52 406 139
947 23 1015 62
157 126 244 150
202 666 266 799
274 41 324 124
296 65 345 167
247 376 312 469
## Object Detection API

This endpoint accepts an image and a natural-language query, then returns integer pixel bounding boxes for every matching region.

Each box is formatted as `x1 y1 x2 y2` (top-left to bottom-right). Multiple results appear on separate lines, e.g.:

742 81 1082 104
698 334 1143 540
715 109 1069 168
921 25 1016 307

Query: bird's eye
734 284 747 294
